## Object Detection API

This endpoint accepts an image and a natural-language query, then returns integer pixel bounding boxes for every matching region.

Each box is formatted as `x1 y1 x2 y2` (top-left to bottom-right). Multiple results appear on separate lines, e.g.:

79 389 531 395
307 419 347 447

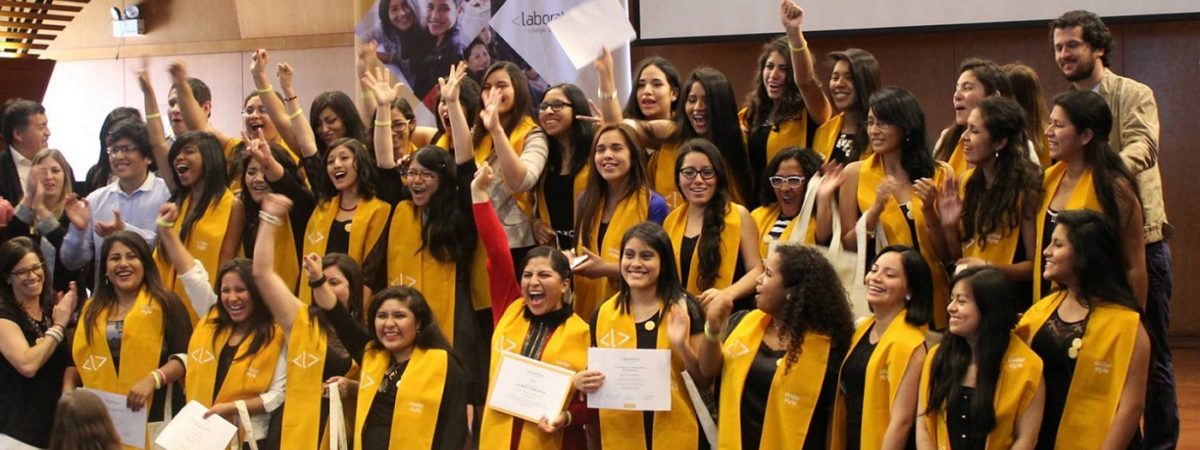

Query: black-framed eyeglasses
10 263 45 280
680 167 717 180
538 100 572 113
403 169 438 182
106 144 138 156
769 176 805 188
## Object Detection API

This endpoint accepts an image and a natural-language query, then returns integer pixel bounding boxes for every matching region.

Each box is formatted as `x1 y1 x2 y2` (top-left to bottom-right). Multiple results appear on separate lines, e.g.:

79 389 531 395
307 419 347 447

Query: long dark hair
378 0 421 42
675 138 734 291
410 146 475 264
574 123 650 248
1051 90 1139 227
0 237 54 318
366 286 453 353
934 58 1012 162
874 245 933 327
83 232 178 345
310 91 368 157
743 37 806 127
758 146 822 206
167 131 228 243
773 245 855 372
472 62 535 148
962 97 1042 247
624 57 682 120
87 108 143 192
676 67 752 204
615 223 688 313
540 83 593 178
1003 63 1049 164
207 258 276 361
239 143 300 250
869 87 935 180
435 77 482 143
1052 210 1139 311
924 267 1021 433
320 137 379 202
827 48 881 160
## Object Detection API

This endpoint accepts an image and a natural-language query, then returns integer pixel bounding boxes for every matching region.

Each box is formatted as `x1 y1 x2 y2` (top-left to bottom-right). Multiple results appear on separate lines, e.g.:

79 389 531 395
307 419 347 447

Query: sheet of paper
82 388 148 449
0 434 42 450
586 347 672 411
487 351 577 423
549 0 637 70
681 371 717 447
153 401 237 450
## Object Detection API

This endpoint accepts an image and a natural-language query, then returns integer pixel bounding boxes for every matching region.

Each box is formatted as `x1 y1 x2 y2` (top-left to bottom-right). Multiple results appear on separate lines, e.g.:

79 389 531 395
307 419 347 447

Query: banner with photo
354 0 631 126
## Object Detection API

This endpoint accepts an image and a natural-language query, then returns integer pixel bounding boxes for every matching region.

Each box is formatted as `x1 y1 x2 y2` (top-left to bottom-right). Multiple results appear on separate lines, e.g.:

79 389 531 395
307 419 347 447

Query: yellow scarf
1015 292 1139 450
354 346 449 450
184 309 285 407
719 310 831 449
663 202 743 295
386 201 491 343
279 307 343 449
72 289 165 450
739 107 809 166
647 141 683 210
1033 163 1102 303
751 203 816 259
856 155 950 327
154 191 236 322
480 299 590 450
573 189 651 321
831 309 927 450
958 168 1024 267
593 296 698 450
919 335 1043 450
476 116 538 218
299 195 390 304
947 136 969 177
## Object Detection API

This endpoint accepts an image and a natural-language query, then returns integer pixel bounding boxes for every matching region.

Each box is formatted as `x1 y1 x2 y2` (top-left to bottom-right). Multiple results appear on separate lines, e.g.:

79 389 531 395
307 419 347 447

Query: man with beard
1050 10 1175 449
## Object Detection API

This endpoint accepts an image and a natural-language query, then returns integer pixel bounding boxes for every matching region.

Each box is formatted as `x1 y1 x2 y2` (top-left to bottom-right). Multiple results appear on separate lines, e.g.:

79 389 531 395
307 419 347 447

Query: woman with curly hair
699 244 854 449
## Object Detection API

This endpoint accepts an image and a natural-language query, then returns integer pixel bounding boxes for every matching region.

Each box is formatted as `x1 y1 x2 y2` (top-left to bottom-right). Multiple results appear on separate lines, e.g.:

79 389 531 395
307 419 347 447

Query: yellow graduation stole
279 307 341 450
958 168 1023 267
269 213 300 294
535 167 588 229
831 309 927 450
353 346 449 450
1015 291 1139 450
385 201 491 343
856 154 950 327
593 296 698 450
647 141 683 210
434 133 452 151
1033 163 1102 303
751 203 816 259
299 195 390 304
738 107 809 165
476 116 538 218
919 335 1043 450
479 299 590 450
573 189 651 321
946 136 969 177
813 112 871 163
718 310 831 449
663 202 743 295
72 289 165 450
154 191 236 323
184 309 285 408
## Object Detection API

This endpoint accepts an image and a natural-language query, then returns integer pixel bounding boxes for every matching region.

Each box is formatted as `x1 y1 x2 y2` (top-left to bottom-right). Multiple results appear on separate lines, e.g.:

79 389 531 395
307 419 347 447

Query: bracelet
145 113 161 120
156 219 176 228
44 328 64 344
150 370 163 390
284 95 298 102
155 368 167 388
703 321 722 343
597 89 617 101
788 40 808 53
287 109 304 120
255 86 274 94
374 120 391 128
308 275 328 288
563 410 572 427
258 211 284 226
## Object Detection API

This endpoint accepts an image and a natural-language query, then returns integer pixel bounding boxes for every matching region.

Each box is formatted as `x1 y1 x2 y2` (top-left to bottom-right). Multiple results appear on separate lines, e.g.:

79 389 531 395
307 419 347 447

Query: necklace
339 202 358 212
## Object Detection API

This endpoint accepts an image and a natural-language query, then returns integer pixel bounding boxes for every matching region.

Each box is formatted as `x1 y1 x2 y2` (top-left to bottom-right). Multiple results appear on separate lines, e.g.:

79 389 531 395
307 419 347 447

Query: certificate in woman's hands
487 351 577 422
586 348 672 411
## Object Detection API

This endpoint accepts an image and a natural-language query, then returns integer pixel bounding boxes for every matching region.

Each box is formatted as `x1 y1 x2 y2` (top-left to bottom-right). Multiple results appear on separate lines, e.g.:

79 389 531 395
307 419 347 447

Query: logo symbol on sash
496 336 518 353
389 273 417 287
724 340 750 358
292 351 320 369
308 231 326 245
597 329 631 347
190 348 215 364
82 354 108 371
361 374 376 390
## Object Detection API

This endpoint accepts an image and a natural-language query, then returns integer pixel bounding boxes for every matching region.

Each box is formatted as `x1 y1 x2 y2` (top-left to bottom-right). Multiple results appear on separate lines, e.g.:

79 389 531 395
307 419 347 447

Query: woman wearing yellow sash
156 131 245 321
253 193 358 450
574 223 706 450
665 139 764 312
832 246 933 450
1035 90 1145 306
239 133 314 294
926 97 1042 308
932 58 1011 176
531 83 593 250
156 201 286 448
751 147 824 256
812 48 881 164
66 231 192 450
572 123 669 321
837 87 953 327
699 244 854 449
1016 210 1149 449
917 267 1045 450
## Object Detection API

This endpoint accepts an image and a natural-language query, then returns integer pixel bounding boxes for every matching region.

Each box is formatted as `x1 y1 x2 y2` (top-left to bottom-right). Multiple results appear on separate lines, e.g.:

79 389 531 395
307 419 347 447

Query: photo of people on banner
356 0 579 115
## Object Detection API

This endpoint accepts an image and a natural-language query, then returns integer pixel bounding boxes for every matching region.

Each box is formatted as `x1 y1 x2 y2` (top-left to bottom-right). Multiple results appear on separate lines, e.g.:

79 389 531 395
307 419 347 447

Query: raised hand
817 161 845 199
480 86 502 132
594 47 613 77
302 252 324 280
912 178 939 217
0 197 13 229
260 193 294 218
437 62 468 105
277 63 295 93
471 164 496 198
167 60 188 81
361 66 403 107
780 0 805 30
156 203 179 231
52 282 78 327
136 69 153 93
94 210 125 238
243 128 272 166
250 48 269 77
666 302 691 350
63 195 90 230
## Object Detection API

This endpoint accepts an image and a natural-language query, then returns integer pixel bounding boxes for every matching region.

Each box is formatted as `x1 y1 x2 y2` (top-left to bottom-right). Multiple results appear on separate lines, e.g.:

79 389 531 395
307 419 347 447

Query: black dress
0 306 70 448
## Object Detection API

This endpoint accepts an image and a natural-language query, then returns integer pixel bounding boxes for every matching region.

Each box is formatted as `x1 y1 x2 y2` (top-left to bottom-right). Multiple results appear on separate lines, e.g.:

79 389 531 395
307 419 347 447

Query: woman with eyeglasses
751 147 825 257
0 237 77 448
664 139 763 312
531 83 594 251
3 149 85 296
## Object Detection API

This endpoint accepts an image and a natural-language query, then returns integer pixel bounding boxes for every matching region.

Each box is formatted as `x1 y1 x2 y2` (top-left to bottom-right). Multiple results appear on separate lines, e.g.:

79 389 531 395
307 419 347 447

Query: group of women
0 1 1153 449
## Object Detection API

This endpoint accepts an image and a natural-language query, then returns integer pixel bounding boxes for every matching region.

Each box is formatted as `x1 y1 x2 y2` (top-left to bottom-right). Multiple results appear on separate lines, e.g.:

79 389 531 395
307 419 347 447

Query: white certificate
153 401 238 450
82 388 148 449
487 351 577 423
0 434 42 450
586 348 672 411
549 0 638 70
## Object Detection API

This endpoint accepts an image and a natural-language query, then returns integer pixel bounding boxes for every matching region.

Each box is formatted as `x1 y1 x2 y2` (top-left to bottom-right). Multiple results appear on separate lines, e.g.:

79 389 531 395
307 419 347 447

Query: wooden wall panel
234 0 353 39
0 58 55 104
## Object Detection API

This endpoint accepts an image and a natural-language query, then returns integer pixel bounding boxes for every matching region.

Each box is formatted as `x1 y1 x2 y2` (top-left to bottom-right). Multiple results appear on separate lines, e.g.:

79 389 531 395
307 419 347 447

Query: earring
905 293 912 302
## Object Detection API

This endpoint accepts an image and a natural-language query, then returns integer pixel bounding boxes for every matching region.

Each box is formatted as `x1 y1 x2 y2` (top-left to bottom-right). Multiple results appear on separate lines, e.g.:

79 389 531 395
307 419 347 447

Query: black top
597 222 610 250
212 343 240 402
326 219 351 255
542 171 576 250
840 329 878 450
1038 209 1059 300
0 305 70 448
520 304 574 359
679 235 699 290
747 124 772 203
1030 308 1087 450
946 386 987 450
830 132 858 165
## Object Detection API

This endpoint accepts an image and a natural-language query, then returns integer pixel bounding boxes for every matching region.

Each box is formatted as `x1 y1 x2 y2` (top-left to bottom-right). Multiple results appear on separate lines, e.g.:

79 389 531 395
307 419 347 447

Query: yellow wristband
287 109 304 120
145 113 161 120
374 120 391 127
255 86 274 94
788 40 808 53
